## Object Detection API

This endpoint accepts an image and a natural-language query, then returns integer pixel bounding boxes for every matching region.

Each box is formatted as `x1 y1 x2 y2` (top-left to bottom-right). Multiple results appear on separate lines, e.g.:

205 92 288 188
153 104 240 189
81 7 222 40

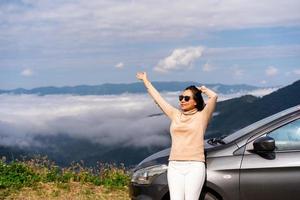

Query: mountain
206 79 300 138
0 80 299 168
0 134 167 169
0 82 261 95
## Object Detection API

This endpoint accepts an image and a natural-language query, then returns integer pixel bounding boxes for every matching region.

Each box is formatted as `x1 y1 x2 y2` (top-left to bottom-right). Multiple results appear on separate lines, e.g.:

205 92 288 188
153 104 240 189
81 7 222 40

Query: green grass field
0 156 131 200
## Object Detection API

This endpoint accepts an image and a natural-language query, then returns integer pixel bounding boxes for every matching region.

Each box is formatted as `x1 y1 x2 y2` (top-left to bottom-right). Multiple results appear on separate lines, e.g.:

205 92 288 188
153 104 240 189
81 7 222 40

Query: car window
267 119 300 151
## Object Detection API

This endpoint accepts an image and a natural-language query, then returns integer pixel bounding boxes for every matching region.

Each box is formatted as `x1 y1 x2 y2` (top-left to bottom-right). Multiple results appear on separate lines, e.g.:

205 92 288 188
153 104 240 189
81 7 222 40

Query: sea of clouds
0 88 278 149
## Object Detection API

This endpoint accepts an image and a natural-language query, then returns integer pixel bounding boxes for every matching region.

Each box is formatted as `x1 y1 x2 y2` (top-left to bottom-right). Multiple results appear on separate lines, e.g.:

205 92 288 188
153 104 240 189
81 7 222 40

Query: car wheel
200 190 220 200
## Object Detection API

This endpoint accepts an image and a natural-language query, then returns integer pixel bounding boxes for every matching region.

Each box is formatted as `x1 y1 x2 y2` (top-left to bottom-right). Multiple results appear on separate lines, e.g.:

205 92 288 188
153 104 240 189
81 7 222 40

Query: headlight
131 164 168 185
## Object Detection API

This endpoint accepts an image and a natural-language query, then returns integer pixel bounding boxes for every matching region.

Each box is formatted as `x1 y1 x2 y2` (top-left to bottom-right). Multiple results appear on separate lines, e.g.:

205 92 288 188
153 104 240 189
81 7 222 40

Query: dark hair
184 85 205 111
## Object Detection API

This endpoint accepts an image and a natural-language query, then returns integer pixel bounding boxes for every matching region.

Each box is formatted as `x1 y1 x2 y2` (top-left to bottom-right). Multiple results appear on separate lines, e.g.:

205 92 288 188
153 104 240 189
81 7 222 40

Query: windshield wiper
207 135 227 145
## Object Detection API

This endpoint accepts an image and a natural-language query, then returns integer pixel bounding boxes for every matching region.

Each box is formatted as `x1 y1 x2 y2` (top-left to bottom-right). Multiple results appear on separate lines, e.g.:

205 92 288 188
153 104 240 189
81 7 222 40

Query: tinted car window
267 119 300 151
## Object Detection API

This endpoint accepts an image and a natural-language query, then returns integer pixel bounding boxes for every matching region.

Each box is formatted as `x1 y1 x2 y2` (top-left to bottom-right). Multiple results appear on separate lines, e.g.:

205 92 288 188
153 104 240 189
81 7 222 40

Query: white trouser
167 160 206 200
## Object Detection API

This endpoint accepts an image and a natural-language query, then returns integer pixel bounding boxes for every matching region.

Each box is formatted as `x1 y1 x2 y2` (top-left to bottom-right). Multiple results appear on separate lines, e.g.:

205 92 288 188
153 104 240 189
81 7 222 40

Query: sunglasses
179 95 191 102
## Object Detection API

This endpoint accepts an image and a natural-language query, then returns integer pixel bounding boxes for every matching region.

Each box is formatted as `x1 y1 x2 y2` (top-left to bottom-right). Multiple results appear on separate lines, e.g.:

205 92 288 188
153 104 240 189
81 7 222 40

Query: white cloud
266 66 278 76
231 65 244 78
2 0 300 42
285 71 291 76
0 0 299 75
115 62 124 69
0 89 278 148
202 62 215 72
21 68 34 77
0 93 173 148
247 88 279 97
154 46 204 73
260 80 267 84
293 69 300 75
218 87 279 100
234 69 243 77
204 45 300 60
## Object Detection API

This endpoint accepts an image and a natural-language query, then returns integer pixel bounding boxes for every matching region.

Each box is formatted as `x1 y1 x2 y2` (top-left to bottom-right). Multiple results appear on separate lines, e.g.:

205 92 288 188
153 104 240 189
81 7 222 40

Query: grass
0 156 131 200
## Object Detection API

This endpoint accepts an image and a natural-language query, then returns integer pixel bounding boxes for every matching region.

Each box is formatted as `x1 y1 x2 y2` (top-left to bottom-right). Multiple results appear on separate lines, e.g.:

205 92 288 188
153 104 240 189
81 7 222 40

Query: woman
136 72 218 200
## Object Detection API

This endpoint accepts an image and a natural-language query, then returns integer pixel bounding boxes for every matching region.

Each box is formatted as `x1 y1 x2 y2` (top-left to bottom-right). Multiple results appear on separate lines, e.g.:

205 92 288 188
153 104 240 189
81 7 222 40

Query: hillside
0 158 130 200
207 79 300 138
0 134 166 168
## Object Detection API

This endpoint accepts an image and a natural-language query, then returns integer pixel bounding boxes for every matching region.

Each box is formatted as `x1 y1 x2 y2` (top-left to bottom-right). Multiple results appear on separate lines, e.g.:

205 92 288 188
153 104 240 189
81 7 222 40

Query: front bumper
129 181 169 200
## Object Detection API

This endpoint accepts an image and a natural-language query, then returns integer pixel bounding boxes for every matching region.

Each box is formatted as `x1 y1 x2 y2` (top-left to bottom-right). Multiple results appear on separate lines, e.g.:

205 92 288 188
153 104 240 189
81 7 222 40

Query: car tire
200 190 220 200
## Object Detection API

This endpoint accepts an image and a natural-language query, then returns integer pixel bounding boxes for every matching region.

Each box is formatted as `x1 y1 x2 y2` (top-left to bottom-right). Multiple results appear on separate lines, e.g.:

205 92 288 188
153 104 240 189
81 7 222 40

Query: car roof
223 104 300 144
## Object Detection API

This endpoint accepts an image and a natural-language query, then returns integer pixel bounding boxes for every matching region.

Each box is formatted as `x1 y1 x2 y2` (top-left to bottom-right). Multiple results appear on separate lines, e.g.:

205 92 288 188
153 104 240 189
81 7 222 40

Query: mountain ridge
0 81 266 95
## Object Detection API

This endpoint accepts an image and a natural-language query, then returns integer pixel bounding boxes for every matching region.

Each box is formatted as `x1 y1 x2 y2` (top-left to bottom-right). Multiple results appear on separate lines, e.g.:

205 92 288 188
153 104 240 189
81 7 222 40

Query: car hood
133 139 218 171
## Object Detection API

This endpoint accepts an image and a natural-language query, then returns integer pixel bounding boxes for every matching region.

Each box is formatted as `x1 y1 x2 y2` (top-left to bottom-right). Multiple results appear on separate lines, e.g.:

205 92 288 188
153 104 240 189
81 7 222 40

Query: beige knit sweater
144 80 217 162
169 108 206 161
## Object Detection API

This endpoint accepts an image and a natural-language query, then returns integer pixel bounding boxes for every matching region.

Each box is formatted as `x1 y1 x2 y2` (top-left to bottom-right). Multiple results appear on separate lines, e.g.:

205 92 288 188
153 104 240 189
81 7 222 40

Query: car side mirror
253 136 275 152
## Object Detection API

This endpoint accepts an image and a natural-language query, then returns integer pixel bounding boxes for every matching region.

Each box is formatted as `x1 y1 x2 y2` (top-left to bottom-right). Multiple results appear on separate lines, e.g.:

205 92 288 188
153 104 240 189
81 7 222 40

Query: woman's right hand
197 85 207 94
136 72 148 81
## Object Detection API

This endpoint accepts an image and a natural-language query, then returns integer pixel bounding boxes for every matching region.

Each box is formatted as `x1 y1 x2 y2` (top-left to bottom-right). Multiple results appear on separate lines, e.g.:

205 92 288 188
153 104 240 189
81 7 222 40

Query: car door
240 118 300 200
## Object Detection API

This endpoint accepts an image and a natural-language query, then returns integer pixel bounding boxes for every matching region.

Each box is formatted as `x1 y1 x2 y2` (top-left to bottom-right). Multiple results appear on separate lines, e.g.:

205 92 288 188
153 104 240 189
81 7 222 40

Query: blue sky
0 0 300 89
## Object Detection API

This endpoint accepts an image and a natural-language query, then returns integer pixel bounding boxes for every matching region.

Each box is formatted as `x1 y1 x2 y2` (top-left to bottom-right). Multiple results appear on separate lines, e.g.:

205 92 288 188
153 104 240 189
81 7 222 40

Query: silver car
129 105 300 200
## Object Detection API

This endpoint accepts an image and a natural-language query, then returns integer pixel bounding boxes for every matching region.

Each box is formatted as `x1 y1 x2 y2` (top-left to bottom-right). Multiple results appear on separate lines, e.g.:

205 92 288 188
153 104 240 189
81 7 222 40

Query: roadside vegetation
0 156 131 200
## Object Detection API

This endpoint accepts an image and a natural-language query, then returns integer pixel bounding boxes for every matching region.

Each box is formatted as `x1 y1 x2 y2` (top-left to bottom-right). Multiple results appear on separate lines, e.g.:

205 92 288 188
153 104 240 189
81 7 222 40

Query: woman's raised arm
198 85 218 123
136 72 177 119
